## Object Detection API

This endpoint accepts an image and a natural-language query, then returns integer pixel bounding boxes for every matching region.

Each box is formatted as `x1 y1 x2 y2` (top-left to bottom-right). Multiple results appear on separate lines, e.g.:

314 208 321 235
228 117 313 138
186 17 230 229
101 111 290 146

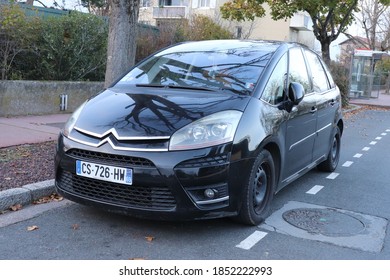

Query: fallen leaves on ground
72 224 80 230
27 225 39 231
10 204 22 211
0 141 56 192
33 193 63 205
145 236 155 243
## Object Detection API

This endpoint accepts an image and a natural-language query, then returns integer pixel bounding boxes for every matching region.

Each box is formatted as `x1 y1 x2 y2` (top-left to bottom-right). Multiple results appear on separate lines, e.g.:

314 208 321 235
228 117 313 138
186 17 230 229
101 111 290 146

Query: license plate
76 160 133 185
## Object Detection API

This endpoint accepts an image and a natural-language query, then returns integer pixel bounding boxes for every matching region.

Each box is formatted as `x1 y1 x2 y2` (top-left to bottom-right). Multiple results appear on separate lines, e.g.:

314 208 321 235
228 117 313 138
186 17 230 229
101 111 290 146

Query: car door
283 47 317 180
303 49 339 162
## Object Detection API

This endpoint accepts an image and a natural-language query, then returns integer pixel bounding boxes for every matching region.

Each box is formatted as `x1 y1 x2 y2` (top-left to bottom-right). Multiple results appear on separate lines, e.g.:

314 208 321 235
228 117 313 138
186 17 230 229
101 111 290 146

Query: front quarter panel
232 98 287 162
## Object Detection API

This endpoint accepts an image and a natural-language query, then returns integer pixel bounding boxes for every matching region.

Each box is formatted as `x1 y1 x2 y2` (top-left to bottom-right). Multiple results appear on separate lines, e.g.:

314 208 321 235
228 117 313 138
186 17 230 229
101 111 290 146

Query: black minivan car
55 40 343 225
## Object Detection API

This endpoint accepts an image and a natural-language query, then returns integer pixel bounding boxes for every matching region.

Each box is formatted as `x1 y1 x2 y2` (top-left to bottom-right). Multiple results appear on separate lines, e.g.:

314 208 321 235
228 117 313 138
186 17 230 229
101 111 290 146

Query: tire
317 126 341 172
236 150 276 225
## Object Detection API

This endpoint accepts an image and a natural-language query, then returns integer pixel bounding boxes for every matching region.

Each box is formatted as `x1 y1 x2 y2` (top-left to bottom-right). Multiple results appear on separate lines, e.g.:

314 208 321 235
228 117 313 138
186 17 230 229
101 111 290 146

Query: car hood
73 87 250 138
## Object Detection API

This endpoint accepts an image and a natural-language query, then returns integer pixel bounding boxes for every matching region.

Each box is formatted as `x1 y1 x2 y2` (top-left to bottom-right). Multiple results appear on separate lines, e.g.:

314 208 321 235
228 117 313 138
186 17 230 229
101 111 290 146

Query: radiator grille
57 171 176 210
67 149 155 167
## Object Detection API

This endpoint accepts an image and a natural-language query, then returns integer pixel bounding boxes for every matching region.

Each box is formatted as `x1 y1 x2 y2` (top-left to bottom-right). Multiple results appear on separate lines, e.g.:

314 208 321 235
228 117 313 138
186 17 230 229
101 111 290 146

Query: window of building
159 0 172 6
192 0 215 8
141 0 151 7
199 0 210 7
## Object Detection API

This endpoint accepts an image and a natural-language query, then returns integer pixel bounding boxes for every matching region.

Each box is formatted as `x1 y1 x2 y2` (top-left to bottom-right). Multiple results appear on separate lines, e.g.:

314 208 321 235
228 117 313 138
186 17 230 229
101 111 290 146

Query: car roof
157 39 294 56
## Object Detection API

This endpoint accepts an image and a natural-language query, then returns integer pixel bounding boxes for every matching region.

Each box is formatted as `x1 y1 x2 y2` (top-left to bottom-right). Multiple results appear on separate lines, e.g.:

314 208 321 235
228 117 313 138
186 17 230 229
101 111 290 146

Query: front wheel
318 126 341 172
236 150 275 225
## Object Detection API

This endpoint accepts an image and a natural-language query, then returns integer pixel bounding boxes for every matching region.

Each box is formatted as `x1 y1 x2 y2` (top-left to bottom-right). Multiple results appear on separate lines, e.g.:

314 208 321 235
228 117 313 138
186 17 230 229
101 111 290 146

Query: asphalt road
1 108 390 260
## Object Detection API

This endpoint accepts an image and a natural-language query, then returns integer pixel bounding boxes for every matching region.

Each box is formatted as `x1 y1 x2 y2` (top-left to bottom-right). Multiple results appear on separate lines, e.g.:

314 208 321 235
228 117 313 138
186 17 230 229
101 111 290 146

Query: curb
0 179 55 212
343 103 362 113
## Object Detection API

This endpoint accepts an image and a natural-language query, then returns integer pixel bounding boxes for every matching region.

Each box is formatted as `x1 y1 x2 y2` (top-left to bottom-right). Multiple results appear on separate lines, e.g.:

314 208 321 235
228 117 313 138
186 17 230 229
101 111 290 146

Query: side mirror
278 82 305 112
288 82 304 105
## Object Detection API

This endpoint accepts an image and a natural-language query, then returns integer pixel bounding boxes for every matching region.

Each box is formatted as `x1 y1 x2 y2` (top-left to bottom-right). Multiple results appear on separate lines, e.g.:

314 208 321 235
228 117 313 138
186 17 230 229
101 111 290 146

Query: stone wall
0 81 104 117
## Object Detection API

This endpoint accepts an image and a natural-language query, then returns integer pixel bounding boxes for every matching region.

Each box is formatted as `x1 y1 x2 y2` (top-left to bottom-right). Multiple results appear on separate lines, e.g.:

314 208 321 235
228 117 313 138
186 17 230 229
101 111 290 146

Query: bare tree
381 9 390 49
104 0 140 88
357 0 390 50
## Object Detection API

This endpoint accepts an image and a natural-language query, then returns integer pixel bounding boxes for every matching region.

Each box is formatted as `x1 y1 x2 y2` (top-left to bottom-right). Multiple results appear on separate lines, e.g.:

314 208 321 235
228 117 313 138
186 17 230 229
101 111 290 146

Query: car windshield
116 41 276 95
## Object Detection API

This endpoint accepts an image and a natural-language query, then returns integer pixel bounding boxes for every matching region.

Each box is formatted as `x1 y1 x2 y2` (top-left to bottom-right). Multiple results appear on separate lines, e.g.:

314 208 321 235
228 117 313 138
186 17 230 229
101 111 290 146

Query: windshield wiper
136 84 164 88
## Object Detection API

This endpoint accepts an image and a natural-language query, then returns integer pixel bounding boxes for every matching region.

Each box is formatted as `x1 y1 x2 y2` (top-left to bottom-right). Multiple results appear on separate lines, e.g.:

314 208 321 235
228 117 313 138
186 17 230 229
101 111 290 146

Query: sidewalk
349 92 390 108
0 114 70 148
0 114 71 212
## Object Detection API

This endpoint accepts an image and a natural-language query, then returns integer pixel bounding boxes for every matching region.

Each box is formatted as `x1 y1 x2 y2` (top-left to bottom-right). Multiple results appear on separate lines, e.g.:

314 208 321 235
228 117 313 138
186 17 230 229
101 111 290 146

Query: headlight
169 110 243 151
63 101 87 137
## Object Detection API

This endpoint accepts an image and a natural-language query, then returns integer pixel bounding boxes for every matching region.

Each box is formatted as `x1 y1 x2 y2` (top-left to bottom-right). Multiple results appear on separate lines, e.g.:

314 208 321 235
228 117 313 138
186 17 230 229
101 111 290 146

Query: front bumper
55 134 251 221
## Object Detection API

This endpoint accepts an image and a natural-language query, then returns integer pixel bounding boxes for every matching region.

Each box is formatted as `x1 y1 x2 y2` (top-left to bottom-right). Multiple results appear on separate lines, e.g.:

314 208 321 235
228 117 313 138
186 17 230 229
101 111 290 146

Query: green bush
0 4 40 80
29 12 108 81
2 7 108 81
330 61 350 107
3 8 232 81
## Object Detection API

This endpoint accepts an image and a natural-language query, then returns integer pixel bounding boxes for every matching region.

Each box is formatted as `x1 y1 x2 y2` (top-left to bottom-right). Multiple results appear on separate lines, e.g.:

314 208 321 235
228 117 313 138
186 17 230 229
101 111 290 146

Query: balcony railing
153 6 186 19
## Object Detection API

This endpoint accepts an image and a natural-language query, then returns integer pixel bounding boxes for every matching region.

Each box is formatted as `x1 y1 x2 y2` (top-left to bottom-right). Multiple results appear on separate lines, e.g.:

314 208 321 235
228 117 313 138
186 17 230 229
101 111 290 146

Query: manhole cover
282 208 366 237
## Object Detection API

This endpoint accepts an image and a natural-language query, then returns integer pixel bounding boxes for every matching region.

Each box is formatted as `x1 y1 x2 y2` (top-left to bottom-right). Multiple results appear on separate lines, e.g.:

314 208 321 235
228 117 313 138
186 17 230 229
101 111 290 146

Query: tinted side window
304 50 330 92
288 48 311 93
261 53 287 105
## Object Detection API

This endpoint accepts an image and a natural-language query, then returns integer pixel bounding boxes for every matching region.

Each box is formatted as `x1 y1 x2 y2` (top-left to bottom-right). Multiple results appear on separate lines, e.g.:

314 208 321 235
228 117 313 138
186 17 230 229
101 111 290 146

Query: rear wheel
236 150 275 225
318 126 341 172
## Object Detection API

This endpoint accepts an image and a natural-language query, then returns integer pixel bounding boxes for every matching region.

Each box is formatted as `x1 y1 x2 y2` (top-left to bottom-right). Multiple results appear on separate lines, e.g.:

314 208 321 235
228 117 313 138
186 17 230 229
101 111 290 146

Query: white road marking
381 133 387 136
342 161 354 167
386 129 390 132
327 172 339 179
236 231 268 250
376 137 382 140
354 153 363 158
370 141 377 145
362 147 371 151
306 185 324 195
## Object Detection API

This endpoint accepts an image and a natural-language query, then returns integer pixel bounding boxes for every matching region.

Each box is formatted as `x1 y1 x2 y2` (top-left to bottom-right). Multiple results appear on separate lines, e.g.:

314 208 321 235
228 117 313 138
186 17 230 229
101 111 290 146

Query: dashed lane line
342 161 354 167
326 172 339 179
236 128 388 250
306 185 324 195
236 231 268 250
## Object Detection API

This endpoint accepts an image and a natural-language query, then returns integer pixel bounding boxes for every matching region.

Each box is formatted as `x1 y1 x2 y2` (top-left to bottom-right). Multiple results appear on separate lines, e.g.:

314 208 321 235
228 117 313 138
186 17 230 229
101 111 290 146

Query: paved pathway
0 114 70 148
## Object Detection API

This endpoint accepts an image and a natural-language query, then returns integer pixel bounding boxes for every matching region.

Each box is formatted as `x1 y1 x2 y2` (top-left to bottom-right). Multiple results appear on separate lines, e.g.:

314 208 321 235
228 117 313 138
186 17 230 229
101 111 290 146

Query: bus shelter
349 49 389 99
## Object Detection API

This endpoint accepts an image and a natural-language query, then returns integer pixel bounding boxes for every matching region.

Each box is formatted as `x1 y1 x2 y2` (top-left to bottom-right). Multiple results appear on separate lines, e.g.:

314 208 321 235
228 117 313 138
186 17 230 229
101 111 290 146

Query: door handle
329 99 336 106
310 107 317 113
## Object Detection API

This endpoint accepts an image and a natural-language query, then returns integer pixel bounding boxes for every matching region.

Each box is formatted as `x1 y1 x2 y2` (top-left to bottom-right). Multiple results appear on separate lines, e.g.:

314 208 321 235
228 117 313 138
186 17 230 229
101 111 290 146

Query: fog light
204 188 216 199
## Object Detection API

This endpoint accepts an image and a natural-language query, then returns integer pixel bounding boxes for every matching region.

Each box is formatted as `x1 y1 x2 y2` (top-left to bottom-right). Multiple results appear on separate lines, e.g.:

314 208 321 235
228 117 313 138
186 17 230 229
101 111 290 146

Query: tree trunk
104 0 140 88
320 38 331 66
